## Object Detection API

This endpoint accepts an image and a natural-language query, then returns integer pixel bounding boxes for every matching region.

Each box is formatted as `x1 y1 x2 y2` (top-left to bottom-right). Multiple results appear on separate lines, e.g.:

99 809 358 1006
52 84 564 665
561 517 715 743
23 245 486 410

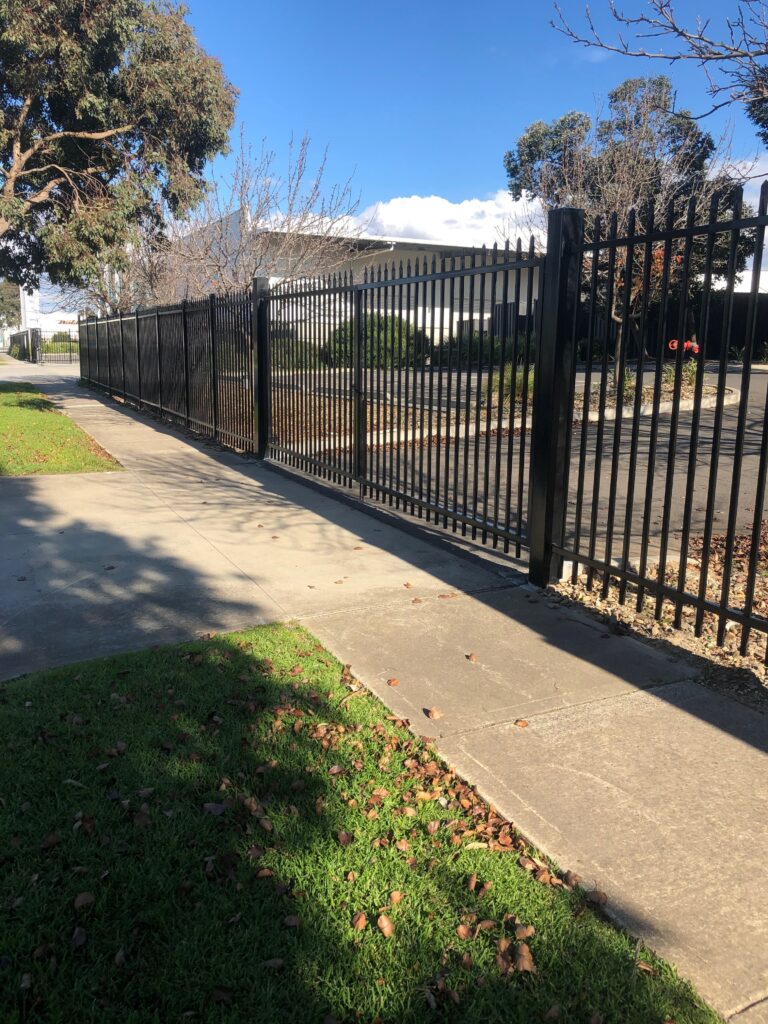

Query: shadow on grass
0 627 718 1024
0 381 53 413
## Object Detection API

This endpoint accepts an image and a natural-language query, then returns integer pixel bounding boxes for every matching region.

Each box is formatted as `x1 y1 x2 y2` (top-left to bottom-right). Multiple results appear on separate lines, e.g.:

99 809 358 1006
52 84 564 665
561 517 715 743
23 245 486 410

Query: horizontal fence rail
78 180 768 661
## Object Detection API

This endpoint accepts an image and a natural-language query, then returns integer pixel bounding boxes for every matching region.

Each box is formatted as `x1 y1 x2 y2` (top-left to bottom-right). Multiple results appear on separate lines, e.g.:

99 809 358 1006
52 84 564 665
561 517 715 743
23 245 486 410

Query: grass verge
0 382 118 476
0 624 719 1023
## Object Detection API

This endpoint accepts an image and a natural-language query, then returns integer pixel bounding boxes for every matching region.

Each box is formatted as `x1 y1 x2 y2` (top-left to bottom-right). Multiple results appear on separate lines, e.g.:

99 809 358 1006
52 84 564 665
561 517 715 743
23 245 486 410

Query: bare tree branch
75 131 361 313
552 1 768 109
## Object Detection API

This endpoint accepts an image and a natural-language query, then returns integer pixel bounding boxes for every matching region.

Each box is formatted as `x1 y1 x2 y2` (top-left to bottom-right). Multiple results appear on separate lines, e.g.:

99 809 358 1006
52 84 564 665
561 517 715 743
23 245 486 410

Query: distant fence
79 292 257 453
9 328 79 364
80 182 768 658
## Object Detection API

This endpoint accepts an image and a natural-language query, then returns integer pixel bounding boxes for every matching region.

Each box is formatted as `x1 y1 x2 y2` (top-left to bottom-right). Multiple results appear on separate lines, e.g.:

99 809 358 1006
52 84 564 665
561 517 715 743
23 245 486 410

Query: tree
504 77 748 379
0 0 236 291
155 132 360 300
76 131 361 312
553 1 768 139
0 279 19 328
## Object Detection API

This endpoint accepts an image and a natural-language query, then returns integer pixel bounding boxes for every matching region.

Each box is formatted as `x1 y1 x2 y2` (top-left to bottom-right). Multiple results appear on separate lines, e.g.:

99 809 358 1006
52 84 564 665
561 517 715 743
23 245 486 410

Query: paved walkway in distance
1 360 767 1022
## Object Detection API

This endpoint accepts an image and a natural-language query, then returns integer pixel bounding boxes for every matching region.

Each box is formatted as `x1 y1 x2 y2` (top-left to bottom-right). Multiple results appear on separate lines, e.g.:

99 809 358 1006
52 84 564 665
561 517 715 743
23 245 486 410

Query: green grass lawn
0 382 118 476
0 625 719 1024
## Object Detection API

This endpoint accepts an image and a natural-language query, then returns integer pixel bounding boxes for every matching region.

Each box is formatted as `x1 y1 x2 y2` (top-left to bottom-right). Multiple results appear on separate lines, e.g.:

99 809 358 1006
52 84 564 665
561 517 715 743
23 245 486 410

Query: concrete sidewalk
1 362 767 1021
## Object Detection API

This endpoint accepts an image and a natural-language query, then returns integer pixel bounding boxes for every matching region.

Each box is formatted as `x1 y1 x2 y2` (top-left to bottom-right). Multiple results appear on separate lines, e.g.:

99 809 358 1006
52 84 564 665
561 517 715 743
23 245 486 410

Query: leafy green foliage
322 314 433 368
0 278 20 328
0 624 719 1023
0 0 236 289
503 76 740 235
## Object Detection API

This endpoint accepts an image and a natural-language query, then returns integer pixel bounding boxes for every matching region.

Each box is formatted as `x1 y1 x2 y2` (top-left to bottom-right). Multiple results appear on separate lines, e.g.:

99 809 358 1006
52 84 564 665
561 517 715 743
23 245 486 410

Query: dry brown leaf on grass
513 942 537 973
352 911 367 931
73 892 95 912
377 914 394 937
40 833 60 852
390 890 403 904
456 923 472 940
337 831 354 847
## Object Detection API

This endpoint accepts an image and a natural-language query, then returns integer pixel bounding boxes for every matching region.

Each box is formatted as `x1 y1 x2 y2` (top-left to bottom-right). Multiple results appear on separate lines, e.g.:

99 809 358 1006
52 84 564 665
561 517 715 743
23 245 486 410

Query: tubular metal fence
270 240 542 553
80 291 258 453
79 184 768 658
9 328 79 364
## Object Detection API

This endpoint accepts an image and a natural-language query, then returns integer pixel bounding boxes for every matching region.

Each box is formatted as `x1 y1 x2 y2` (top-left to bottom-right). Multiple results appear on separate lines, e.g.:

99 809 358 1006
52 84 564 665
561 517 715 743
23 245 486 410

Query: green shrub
42 336 77 353
322 314 433 368
488 364 534 408
433 333 532 369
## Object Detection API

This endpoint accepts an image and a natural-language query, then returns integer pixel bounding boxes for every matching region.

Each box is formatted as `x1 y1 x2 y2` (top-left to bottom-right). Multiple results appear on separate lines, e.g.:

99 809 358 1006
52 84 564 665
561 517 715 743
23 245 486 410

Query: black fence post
77 316 83 378
209 293 219 439
181 299 191 429
528 206 584 587
155 307 163 417
105 319 112 396
252 277 271 458
95 319 101 385
119 310 126 398
135 311 142 409
353 286 366 488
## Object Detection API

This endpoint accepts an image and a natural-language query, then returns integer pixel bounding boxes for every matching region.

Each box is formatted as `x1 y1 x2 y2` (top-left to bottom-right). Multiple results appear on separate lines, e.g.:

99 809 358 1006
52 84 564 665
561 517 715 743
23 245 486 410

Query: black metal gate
269 242 545 553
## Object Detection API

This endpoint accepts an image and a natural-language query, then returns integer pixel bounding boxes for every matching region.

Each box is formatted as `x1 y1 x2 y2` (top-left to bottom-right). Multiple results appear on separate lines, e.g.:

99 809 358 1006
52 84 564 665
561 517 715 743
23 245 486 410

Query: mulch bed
553 523 768 712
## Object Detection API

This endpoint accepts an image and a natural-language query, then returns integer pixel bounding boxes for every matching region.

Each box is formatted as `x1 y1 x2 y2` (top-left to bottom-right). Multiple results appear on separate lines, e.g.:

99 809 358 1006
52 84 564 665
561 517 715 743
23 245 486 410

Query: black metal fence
270 241 542 552
79 183 768 658
80 290 258 453
9 328 79 364
549 184 768 657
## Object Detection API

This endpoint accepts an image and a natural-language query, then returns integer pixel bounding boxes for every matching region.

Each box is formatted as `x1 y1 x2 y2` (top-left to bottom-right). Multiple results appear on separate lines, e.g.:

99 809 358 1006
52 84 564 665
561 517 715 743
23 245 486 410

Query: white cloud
358 190 543 248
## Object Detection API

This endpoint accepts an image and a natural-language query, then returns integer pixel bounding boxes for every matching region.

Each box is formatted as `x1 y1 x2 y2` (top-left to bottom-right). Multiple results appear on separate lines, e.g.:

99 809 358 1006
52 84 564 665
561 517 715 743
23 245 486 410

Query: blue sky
181 0 765 243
